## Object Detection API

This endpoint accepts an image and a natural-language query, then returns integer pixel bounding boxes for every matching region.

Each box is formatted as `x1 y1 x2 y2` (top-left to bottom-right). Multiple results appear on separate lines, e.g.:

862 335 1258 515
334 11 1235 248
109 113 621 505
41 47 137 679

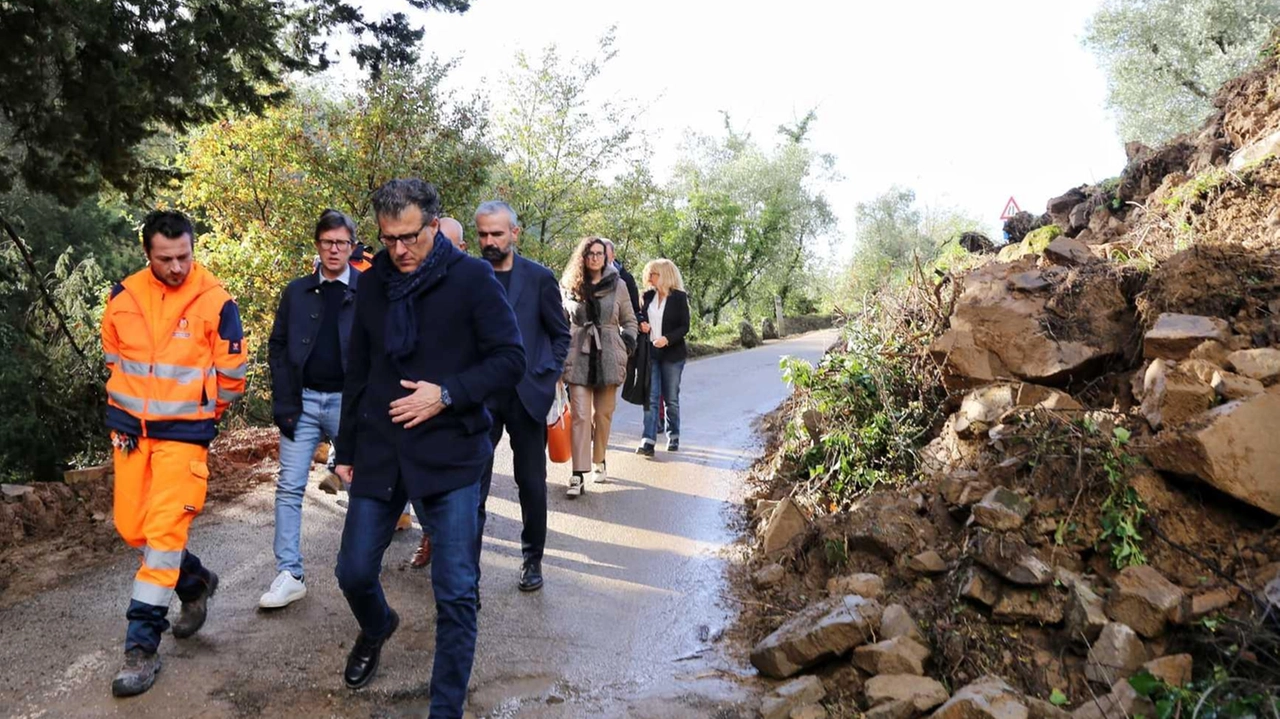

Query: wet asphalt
0 330 837 719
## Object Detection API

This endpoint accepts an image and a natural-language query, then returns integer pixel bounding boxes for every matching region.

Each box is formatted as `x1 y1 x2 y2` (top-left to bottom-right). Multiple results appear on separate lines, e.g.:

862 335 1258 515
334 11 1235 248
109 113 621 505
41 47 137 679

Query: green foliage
0 187 141 480
779 297 945 505
1091 423 1148 567
489 29 646 272
0 241 111 481
1163 168 1232 211
842 187 984 307
1083 0 1280 145
181 63 495 417
1023 225 1063 254
823 537 849 568
0 0 470 205
1049 688 1069 706
1128 669 1280 719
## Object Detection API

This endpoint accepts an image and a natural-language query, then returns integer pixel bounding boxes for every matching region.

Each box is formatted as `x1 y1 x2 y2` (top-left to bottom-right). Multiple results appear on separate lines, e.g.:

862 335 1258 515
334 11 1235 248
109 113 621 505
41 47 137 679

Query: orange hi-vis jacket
102 262 247 444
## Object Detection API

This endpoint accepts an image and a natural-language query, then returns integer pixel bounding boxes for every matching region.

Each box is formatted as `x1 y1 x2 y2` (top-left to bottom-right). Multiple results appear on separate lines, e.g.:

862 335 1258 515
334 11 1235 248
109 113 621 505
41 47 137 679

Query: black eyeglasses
317 239 353 250
585 251 605 259
379 222 429 247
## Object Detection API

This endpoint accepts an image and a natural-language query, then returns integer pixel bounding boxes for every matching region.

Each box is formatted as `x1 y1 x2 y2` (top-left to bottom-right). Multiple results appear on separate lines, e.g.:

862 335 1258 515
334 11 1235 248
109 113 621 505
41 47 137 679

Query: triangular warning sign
1000 196 1021 220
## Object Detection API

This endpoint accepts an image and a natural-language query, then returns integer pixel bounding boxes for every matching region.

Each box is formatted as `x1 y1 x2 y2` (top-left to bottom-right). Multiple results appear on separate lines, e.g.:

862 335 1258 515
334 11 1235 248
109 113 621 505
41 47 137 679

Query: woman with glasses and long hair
635 259 690 457
559 237 638 497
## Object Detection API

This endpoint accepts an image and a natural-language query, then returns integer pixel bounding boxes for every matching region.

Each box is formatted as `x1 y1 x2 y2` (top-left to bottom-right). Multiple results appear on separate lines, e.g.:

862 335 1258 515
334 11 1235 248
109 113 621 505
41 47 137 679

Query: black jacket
641 289 690 363
496 254 572 421
268 267 362 426
616 261 645 323
621 334 651 408
336 239 525 501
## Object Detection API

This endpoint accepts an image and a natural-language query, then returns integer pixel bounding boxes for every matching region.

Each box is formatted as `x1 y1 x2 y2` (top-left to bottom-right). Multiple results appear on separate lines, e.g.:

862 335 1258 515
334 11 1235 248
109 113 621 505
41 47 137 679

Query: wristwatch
440 386 453 407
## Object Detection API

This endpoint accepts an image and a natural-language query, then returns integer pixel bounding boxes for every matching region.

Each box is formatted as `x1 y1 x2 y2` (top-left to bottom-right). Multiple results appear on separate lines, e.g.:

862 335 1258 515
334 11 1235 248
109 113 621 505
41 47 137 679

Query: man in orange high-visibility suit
101 210 246 698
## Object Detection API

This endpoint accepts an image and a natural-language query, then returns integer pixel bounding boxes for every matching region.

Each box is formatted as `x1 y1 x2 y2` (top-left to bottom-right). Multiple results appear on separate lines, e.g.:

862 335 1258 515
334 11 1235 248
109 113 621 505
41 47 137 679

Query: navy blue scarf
379 233 452 361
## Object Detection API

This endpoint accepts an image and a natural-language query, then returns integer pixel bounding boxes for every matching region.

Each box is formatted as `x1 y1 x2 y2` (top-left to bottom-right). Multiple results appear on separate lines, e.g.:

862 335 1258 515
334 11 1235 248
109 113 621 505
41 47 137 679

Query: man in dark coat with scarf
332 178 524 718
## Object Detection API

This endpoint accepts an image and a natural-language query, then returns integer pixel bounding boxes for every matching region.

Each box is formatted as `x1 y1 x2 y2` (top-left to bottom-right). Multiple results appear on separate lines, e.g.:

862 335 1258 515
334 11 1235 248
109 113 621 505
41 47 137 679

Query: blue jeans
274 388 342 578
335 481 480 718
642 359 684 443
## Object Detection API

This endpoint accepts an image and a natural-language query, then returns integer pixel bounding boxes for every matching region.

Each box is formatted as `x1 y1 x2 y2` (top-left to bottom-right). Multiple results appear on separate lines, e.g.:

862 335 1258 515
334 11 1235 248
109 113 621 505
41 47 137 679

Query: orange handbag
546 384 572 464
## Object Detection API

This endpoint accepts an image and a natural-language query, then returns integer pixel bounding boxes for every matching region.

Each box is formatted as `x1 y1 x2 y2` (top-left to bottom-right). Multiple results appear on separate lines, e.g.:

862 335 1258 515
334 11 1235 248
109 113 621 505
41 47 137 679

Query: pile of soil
730 37 1280 718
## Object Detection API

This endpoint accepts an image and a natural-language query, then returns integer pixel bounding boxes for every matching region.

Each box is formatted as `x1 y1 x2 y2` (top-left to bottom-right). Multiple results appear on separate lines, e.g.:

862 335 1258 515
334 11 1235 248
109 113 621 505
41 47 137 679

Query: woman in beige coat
560 237 638 497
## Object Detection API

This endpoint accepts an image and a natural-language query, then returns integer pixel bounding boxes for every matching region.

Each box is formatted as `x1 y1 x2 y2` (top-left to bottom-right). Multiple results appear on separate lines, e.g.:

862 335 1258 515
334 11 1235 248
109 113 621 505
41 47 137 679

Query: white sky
357 0 1127 257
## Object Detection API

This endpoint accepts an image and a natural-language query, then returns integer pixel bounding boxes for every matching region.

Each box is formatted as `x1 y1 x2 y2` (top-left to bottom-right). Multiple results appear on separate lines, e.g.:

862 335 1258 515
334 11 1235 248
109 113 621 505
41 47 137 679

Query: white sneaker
590 461 608 483
259 570 307 609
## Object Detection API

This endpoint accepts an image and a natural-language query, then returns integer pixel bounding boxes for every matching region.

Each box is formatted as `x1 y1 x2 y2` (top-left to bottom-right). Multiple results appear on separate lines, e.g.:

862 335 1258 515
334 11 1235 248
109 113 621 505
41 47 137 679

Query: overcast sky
358 0 1126 255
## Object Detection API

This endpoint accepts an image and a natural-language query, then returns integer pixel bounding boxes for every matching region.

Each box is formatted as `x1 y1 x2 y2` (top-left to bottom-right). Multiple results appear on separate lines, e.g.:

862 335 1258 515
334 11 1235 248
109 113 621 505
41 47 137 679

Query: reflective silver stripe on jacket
217 363 248 380
217 388 243 402
108 391 146 414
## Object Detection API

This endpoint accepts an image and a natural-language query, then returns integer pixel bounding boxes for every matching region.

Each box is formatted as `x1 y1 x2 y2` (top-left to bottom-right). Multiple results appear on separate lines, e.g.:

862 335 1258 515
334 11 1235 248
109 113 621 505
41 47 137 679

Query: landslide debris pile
736 40 1280 719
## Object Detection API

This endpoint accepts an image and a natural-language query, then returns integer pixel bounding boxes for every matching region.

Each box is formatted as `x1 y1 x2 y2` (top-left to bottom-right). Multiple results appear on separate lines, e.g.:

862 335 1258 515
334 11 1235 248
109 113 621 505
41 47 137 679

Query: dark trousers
335 481 480 719
478 389 548 577
125 550 211 653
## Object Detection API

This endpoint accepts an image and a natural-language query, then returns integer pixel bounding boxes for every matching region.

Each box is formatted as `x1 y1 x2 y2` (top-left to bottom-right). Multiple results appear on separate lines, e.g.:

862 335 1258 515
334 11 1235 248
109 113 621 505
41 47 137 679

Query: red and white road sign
999 196 1021 220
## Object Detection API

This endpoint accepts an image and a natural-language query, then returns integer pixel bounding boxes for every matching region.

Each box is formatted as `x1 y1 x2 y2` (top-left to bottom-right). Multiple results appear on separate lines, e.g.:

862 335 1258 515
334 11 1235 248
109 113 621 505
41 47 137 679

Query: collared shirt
318 264 351 285
648 293 667 343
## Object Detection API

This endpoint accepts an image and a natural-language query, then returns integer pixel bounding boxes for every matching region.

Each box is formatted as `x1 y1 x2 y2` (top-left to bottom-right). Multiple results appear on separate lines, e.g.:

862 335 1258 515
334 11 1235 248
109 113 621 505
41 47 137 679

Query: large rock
1227 348 1280 383
1085 623 1148 685
1140 359 1214 430
880 603 926 643
754 563 787 589
750 595 884 678
1189 339 1231 366
760 675 826 719
1015 383 1083 411
740 320 761 349
961 567 1002 607
1105 565 1184 638
827 572 884 599
972 488 1032 531
1073 679 1156 719
909 550 947 575
971 531 1054 586
1143 314 1231 360
62 463 112 486
1044 236 1093 266
1212 370 1264 400
992 588 1066 624
865 674 949 712
853 636 931 676
762 499 809 556
1065 580 1108 643
1143 654 1192 688
931 675 1028 719
929 260 1131 389
761 318 780 341
1147 389 1280 516
954 385 1018 439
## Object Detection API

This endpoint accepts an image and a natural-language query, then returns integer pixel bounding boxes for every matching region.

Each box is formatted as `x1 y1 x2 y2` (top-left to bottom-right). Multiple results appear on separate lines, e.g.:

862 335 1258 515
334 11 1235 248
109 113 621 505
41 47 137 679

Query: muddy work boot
172 571 218 639
111 648 162 697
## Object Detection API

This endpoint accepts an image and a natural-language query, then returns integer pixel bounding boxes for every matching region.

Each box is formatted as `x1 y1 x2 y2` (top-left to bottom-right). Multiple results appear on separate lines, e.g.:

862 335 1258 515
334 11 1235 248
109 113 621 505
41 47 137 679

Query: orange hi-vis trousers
113 437 210 616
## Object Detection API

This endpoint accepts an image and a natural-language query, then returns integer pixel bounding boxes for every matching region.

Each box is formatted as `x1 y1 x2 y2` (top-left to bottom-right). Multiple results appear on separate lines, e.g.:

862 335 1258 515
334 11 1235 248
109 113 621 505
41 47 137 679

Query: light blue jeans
274 388 342 578
642 359 685 443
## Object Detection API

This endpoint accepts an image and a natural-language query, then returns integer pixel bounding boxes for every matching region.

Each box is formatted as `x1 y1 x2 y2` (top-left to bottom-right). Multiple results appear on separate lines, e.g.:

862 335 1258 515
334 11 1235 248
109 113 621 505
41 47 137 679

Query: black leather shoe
111 648 162 697
519 561 544 592
635 444 655 458
172 571 218 639
344 608 399 689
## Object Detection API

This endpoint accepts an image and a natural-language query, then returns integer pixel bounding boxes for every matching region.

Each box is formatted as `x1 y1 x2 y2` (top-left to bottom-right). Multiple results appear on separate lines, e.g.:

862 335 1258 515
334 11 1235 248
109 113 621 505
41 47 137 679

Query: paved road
1 330 837 719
